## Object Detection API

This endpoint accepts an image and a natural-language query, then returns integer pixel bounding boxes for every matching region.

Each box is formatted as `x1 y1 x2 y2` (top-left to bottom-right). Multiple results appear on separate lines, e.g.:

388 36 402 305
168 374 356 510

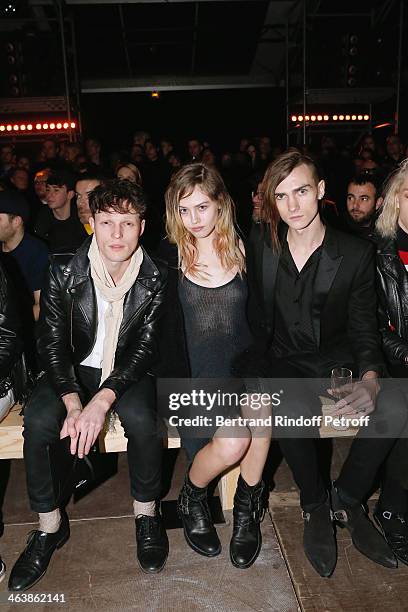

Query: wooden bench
0 398 360 511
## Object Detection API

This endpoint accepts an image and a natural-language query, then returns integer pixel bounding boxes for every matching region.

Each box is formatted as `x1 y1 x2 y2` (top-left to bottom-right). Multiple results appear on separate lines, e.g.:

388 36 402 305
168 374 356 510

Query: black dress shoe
8 512 70 592
230 476 265 569
135 513 169 573
302 496 337 578
177 475 221 557
374 508 408 566
331 483 397 569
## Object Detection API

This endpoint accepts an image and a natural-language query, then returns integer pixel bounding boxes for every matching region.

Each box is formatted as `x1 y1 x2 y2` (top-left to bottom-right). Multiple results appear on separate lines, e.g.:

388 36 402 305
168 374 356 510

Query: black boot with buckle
331 482 397 568
177 473 221 557
230 475 265 569
374 507 408 566
302 495 337 578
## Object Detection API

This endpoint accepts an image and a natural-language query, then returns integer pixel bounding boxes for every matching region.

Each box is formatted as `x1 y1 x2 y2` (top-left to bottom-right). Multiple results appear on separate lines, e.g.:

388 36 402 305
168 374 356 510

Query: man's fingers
70 434 79 455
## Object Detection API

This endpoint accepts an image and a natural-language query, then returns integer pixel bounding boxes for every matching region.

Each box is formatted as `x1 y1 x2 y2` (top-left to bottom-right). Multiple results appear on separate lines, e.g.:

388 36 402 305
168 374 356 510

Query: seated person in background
345 173 383 240
0 191 48 322
8 179 169 592
116 163 142 185
375 158 408 564
75 172 104 235
34 170 87 253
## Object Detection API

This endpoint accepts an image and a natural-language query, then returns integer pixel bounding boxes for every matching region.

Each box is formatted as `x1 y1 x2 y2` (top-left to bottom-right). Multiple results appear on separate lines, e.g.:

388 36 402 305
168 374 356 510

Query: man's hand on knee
60 392 83 450
75 388 116 458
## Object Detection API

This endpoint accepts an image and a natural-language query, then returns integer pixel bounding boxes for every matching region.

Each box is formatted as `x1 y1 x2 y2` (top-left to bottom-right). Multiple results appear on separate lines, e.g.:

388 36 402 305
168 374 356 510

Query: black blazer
0 258 23 381
38 237 168 399
246 222 384 377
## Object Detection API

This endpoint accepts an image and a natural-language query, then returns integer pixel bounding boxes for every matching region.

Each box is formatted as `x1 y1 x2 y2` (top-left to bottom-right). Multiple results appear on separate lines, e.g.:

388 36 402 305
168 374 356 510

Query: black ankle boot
177 474 221 557
331 483 397 569
374 506 408 566
302 496 337 578
230 475 265 569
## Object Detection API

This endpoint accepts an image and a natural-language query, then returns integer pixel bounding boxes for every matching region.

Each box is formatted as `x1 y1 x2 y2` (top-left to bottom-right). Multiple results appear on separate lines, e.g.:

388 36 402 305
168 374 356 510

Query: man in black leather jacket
9 180 169 592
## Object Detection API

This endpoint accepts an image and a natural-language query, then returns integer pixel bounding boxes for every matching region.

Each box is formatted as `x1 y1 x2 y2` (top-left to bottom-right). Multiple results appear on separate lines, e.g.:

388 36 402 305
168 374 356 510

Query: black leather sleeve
100 265 168 400
0 261 23 380
37 260 81 398
347 242 385 377
377 283 408 364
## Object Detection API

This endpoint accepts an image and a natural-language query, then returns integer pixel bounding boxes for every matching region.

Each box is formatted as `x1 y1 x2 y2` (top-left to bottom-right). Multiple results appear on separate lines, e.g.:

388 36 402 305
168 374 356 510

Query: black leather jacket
38 237 168 400
0 258 23 381
376 234 408 365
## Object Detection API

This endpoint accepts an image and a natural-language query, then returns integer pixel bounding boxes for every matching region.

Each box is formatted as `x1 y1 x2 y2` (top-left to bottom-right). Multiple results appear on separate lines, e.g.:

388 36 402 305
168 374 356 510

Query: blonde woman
158 163 271 568
116 162 142 185
375 159 408 564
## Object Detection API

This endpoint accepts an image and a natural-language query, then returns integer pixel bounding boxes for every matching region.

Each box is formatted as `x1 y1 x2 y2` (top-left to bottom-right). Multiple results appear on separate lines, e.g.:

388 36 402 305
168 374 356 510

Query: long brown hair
262 150 320 251
165 163 244 278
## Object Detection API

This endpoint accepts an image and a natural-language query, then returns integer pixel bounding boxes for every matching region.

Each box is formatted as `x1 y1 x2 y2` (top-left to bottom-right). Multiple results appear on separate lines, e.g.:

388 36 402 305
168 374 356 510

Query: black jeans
23 367 163 513
264 358 408 511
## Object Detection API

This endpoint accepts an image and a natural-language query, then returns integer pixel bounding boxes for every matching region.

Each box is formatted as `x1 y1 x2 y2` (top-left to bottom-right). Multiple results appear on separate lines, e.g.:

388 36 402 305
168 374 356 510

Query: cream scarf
88 235 143 383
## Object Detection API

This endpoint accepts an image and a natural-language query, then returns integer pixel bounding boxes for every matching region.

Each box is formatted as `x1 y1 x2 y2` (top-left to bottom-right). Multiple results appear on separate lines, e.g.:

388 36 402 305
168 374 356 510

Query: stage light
311 115 316 121
42 123 48 129
323 115 329 121
357 115 363 121
305 115 310 121
151 90 159 99
50 123 55 129
63 122 69 129
36 123 41 130
298 115 303 121
291 115 297 122
0 126 4 132
333 115 338 120
351 115 356 120
317 115 322 121
339 115 344 121
364 114 369 120
20 124 26 131
27 124 32 130
56 122 62 129
70 122 76 129
13 124 18 131
6 125 12 131
345 115 350 120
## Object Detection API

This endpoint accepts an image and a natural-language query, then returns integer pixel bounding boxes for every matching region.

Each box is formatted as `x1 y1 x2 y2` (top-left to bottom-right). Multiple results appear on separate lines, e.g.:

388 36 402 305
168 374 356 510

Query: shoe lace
137 516 158 540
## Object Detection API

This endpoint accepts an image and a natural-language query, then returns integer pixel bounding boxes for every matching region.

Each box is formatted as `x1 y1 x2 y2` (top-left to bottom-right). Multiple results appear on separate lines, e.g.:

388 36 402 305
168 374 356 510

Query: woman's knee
212 434 250 466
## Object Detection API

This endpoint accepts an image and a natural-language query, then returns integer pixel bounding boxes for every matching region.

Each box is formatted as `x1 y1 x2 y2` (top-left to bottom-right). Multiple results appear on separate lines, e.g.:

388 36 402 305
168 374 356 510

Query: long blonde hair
165 163 244 278
376 158 408 239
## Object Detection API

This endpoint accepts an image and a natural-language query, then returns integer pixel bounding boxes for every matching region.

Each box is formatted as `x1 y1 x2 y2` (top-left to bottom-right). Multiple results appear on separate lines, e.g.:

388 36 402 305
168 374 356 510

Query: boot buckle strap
301 510 310 521
333 509 348 522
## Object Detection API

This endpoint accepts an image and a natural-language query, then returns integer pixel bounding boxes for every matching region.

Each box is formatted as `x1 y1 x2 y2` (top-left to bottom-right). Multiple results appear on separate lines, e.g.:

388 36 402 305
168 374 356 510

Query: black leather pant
23 366 163 513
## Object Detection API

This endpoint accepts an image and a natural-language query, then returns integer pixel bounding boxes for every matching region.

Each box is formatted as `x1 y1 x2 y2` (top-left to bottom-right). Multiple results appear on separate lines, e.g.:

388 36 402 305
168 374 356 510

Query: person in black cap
34 170 87 253
0 190 49 323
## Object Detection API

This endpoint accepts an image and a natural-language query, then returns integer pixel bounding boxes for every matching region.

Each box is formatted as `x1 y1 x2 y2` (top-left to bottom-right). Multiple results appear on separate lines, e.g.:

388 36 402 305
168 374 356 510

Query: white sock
38 509 61 534
133 500 156 518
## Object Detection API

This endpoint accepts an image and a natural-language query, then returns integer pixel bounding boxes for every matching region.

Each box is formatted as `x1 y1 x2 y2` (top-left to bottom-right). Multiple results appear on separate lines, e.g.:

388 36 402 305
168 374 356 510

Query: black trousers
263 358 408 511
23 366 163 513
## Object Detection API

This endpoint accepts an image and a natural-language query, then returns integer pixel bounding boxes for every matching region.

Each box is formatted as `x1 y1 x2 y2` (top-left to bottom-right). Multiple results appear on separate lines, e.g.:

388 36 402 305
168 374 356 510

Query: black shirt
34 206 87 253
271 237 323 358
178 273 252 377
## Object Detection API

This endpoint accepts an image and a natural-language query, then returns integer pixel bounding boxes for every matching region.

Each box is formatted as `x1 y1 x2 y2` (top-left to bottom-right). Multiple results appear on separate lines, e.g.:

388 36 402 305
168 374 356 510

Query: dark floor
0 441 407 612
